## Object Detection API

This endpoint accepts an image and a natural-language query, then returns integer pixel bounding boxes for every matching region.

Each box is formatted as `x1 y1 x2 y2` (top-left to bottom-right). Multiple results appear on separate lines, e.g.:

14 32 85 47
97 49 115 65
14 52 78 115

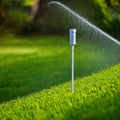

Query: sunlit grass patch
0 47 38 55
23 0 34 6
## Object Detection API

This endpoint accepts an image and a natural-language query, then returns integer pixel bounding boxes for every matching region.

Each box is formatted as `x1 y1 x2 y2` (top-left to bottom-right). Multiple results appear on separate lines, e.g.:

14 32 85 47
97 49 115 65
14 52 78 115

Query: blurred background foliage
0 0 120 39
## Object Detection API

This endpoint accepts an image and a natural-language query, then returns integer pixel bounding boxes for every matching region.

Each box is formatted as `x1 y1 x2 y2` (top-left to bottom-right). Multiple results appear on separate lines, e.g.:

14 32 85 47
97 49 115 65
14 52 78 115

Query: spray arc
49 1 120 46
48 1 120 92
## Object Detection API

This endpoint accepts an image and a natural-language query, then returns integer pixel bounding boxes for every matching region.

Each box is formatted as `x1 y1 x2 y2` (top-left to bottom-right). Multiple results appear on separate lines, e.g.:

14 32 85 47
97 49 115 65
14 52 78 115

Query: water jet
48 1 120 86
48 1 120 46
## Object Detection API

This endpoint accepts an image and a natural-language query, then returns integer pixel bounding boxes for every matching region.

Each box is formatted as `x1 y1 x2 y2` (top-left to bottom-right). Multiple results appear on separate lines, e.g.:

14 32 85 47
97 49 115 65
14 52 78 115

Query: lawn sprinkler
69 29 76 93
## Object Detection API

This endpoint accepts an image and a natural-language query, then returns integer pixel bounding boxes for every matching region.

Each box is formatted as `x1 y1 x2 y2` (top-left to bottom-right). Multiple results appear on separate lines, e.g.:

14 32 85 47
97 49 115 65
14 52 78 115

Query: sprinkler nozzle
70 29 76 45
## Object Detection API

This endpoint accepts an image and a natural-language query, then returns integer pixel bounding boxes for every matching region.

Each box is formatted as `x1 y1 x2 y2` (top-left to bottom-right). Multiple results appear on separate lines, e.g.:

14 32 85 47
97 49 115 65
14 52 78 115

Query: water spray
49 1 120 46
48 1 120 92
70 29 76 93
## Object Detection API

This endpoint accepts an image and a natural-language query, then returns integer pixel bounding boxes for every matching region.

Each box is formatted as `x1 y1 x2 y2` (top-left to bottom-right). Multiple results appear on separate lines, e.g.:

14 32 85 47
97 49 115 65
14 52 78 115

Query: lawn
0 35 119 103
0 63 120 120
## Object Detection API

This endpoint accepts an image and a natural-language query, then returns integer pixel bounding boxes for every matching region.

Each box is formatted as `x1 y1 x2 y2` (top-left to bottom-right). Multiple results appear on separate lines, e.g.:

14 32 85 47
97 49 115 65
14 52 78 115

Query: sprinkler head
70 29 76 45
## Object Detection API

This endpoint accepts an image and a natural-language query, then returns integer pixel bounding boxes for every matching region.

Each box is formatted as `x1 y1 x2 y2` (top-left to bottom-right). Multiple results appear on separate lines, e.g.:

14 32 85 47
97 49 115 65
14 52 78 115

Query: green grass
0 35 120 119
0 35 119 103
23 0 34 6
0 63 120 120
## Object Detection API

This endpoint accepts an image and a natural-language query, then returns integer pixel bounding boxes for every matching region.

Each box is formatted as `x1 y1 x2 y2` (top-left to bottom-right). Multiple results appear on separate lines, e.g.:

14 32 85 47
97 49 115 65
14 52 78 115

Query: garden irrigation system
69 29 76 93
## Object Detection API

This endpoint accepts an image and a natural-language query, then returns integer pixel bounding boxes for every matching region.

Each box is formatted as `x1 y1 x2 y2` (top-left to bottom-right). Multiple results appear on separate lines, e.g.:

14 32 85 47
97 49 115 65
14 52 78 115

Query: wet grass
0 35 119 103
